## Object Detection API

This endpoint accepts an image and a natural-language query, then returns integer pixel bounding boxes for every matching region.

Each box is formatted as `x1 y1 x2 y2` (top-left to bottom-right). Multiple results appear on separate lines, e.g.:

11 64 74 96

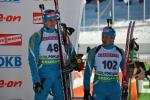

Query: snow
78 0 150 55
79 0 150 44
79 20 150 44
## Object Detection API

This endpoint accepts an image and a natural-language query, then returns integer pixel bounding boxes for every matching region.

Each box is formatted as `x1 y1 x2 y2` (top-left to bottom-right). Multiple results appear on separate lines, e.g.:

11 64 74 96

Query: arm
120 49 125 72
120 54 125 72
83 49 95 91
84 61 93 91
28 33 41 83
83 60 93 100
83 48 96 100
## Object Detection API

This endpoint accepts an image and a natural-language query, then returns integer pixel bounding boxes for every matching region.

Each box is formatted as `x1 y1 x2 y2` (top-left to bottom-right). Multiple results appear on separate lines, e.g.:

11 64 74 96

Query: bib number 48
47 43 59 52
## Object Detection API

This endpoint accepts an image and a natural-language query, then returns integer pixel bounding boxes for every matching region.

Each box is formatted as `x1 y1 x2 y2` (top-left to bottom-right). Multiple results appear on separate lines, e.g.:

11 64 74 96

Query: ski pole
52 0 71 100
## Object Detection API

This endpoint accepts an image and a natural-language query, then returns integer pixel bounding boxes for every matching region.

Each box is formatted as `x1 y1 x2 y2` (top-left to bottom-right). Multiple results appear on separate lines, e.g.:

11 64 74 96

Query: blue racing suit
28 27 75 100
84 44 124 100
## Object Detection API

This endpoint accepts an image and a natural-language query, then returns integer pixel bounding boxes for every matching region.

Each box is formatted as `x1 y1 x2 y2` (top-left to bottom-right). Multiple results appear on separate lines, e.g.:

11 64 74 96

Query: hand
121 85 128 100
33 82 43 93
84 90 92 100
135 67 145 80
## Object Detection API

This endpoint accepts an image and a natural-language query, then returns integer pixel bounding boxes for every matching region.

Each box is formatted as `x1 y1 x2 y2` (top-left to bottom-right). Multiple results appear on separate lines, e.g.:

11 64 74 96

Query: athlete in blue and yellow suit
84 27 124 100
28 9 75 100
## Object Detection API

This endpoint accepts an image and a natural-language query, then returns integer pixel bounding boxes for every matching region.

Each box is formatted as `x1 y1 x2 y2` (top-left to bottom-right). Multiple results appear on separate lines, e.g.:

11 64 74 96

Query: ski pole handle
39 4 45 24
39 4 45 11
39 4 45 15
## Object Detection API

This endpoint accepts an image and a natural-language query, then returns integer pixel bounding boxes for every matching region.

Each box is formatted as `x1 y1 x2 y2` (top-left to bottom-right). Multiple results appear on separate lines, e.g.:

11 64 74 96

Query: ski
128 21 135 60
127 21 136 100
53 0 72 100
121 21 136 100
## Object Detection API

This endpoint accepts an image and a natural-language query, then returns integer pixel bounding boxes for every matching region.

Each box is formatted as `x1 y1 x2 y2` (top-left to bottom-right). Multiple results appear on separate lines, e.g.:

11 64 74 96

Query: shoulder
88 45 101 56
30 30 41 41
114 45 124 55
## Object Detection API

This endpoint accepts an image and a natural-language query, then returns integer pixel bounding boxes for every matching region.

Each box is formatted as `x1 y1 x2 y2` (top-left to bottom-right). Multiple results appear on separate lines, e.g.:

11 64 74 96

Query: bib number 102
47 43 59 52
102 60 117 70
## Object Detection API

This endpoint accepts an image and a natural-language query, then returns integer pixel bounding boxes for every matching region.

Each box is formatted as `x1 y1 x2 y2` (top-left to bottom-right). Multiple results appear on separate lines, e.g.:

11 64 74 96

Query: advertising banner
0 0 85 99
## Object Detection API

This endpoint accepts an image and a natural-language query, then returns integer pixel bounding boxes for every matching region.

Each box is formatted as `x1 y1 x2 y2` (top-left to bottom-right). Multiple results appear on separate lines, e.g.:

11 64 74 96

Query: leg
92 93 106 100
51 77 64 100
108 83 120 100
34 79 52 100
108 90 120 100
92 82 106 100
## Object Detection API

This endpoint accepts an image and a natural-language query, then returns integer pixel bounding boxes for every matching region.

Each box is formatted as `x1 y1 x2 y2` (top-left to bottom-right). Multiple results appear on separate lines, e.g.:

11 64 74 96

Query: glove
33 82 43 93
84 90 92 100
121 85 128 100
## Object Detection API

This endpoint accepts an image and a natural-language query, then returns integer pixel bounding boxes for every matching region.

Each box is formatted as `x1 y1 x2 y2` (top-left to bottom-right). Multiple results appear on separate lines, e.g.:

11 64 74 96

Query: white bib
39 31 60 64
94 46 122 81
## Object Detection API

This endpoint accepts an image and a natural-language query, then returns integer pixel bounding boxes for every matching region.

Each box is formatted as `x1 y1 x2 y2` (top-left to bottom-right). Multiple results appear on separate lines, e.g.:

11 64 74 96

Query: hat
102 27 116 38
43 9 59 22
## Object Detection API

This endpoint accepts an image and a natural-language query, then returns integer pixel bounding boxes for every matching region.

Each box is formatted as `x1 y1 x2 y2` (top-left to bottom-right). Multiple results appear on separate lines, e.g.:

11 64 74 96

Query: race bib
39 31 60 64
94 47 122 81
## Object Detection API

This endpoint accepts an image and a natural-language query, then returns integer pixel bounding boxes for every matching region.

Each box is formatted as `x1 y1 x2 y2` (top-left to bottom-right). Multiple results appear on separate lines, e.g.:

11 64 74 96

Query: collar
43 26 55 33
102 44 114 50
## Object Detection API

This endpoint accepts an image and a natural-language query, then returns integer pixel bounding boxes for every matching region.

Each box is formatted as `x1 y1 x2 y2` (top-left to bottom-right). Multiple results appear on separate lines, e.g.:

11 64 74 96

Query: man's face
45 19 57 28
102 34 114 46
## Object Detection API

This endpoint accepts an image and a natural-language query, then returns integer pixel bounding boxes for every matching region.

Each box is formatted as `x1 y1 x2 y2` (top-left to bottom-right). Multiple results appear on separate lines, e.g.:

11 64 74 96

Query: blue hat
43 9 59 22
102 27 116 38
